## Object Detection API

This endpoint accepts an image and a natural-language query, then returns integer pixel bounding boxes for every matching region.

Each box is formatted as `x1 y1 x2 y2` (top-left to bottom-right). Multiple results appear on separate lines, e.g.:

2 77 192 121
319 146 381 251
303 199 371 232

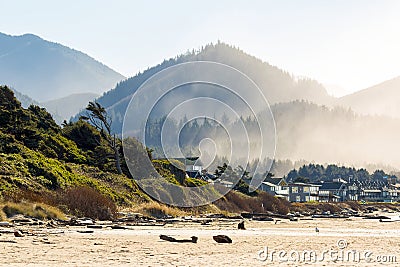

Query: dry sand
1 216 400 266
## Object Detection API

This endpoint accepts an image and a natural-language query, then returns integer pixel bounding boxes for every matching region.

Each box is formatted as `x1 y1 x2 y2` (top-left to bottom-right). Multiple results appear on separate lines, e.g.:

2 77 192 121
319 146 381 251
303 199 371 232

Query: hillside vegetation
0 86 148 218
0 85 292 219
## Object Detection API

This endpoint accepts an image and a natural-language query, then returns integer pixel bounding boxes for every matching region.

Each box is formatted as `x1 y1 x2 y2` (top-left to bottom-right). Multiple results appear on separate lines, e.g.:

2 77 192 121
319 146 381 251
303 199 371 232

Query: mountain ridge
0 32 125 102
339 76 400 118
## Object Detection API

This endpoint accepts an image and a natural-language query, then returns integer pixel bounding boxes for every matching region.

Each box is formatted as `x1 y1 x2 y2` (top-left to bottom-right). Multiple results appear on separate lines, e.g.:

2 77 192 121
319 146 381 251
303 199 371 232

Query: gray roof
319 182 344 190
264 177 285 185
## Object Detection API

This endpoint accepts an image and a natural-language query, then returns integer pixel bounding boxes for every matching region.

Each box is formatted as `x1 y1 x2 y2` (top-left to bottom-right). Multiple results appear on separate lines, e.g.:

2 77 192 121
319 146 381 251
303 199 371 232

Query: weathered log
159 235 198 243
213 235 232 243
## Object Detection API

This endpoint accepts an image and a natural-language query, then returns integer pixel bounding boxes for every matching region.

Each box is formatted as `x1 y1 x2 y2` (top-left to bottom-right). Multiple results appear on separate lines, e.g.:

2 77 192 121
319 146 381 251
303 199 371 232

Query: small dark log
213 235 232 243
14 230 24 237
159 235 198 243
238 221 245 230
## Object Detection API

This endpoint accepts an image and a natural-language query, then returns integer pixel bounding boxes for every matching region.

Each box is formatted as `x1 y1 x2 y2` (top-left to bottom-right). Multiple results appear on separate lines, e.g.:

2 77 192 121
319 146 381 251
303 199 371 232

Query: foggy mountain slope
69 42 400 169
272 101 400 169
9 87 39 108
41 93 99 124
339 76 400 118
0 32 125 102
76 42 334 132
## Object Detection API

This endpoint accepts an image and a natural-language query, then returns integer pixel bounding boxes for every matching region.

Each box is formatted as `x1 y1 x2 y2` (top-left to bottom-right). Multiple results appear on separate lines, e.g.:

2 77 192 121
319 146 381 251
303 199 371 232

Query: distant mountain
0 32 125 102
10 87 39 108
340 76 400 118
77 42 334 132
42 93 99 124
72 42 400 169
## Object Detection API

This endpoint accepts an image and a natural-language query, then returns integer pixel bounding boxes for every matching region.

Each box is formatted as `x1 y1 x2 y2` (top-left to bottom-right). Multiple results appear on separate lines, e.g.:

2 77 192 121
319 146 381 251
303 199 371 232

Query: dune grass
1 202 66 221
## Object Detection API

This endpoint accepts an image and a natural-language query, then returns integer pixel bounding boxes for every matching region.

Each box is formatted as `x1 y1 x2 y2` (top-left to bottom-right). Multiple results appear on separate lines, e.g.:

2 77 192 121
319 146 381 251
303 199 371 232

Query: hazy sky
1 0 400 96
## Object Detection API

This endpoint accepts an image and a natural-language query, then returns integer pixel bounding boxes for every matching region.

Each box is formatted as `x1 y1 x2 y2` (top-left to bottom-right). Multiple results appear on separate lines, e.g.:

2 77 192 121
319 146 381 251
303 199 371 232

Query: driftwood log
213 235 232 243
159 235 198 243
14 230 24 237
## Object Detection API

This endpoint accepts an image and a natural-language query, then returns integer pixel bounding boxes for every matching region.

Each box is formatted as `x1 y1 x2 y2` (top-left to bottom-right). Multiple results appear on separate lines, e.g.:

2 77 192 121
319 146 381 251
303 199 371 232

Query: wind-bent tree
81 101 122 174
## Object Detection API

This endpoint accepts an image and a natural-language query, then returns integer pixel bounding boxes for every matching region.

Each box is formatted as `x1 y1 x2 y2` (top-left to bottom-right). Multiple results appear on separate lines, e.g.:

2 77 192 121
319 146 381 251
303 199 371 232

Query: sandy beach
1 215 400 266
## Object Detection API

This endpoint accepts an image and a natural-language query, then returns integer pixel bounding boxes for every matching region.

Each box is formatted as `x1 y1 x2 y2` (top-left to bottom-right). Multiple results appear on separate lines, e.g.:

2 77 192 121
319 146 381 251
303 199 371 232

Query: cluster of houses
259 177 400 203
173 157 399 203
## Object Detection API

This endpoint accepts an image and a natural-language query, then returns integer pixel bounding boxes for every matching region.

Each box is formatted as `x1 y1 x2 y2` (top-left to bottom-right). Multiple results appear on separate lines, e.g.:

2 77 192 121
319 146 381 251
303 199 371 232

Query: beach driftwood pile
158 234 233 244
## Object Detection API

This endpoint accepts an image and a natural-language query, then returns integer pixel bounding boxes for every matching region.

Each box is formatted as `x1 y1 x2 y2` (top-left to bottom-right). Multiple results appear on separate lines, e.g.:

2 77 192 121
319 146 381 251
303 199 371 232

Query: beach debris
364 215 390 220
252 216 274 221
213 235 232 243
379 217 400 222
87 225 103 229
68 218 95 226
311 214 349 219
159 235 198 243
77 230 94 234
238 221 245 230
117 213 156 223
0 240 17 243
242 212 291 220
111 225 126 230
125 222 166 227
14 230 24 237
0 221 10 227
40 239 55 245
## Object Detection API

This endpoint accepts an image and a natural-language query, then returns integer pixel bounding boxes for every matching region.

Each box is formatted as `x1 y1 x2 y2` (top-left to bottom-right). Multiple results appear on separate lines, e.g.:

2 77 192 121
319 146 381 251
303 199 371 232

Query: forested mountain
339 76 400 118
143 100 400 172
0 32 125 102
77 42 333 132
70 42 400 171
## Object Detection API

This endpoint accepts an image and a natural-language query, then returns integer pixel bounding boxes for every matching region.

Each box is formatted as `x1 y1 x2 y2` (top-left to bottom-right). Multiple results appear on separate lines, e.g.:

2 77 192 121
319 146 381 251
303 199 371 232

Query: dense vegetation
0 85 293 219
286 163 396 183
0 86 149 218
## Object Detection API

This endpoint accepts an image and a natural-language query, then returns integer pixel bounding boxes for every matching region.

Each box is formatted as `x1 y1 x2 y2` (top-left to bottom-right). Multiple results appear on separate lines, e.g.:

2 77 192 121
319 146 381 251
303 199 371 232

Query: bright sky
1 0 400 96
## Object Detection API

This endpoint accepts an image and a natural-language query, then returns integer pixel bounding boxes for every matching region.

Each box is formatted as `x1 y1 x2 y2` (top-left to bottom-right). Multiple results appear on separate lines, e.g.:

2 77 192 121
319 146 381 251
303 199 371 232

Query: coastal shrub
215 191 290 214
0 208 6 221
259 192 290 214
346 201 362 211
133 201 186 218
55 186 117 220
2 189 50 204
1 202 66 220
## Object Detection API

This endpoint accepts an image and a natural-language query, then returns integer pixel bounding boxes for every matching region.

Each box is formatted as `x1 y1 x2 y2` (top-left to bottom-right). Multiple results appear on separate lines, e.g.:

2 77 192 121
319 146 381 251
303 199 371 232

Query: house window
303 187 309 193
310 187 317 192
296 196 301 202
292 187 298 193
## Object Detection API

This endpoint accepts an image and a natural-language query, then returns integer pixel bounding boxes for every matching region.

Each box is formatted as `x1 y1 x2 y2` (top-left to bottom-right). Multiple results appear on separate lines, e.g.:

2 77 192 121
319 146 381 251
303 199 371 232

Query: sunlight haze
1 0 400 95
